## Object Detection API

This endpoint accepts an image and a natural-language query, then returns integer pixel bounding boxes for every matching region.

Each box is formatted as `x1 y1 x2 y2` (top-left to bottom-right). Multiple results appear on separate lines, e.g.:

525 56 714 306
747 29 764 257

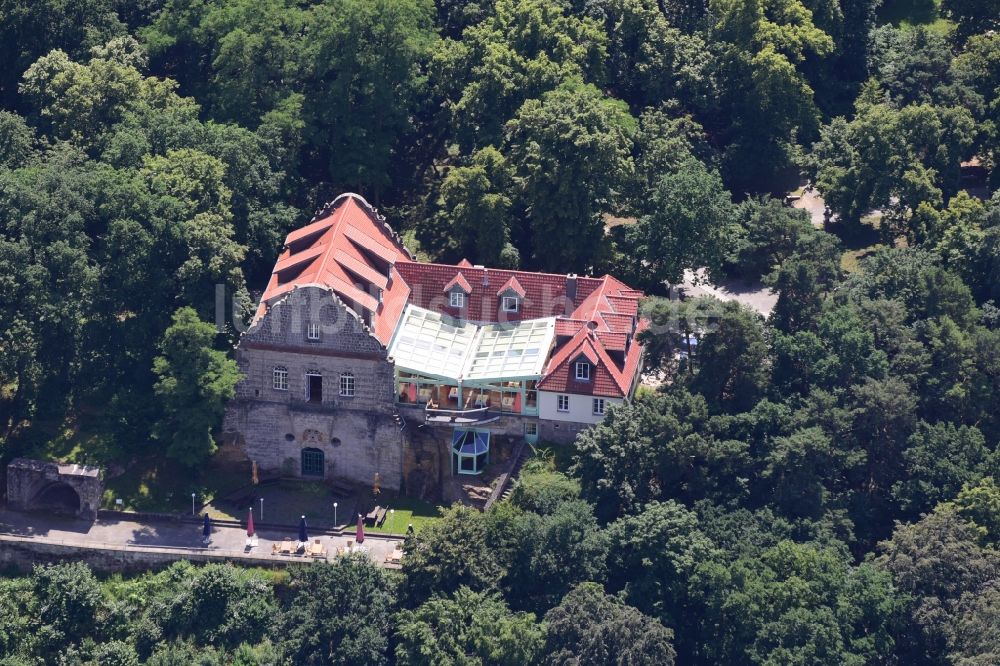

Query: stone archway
6 458 103 521
31 482 82 515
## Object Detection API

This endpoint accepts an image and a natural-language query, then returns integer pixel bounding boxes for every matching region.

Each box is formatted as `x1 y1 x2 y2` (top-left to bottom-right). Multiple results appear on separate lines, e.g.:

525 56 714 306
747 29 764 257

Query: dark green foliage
1 0 1000 661
401 505 503 604
31 563 102 645
543 583 676 666
623 156 736 288
279 556 395 666
504 82 635 272
152 307 241 466
395 587 544 666
508 458 581 515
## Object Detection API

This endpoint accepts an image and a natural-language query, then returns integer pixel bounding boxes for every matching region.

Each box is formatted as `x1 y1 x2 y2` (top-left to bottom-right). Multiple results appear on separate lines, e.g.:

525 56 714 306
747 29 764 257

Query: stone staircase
483 440 532 511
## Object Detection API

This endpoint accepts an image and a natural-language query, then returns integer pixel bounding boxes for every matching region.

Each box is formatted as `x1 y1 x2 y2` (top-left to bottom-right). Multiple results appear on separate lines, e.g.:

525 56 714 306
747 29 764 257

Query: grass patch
103 456 251 515
878 0 954 32
365 497 443 535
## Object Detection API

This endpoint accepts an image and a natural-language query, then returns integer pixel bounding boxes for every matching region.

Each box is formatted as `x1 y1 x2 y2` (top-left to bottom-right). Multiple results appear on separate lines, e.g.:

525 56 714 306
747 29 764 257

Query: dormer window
575 362 590 381
450 291 465 308
502 295 520 313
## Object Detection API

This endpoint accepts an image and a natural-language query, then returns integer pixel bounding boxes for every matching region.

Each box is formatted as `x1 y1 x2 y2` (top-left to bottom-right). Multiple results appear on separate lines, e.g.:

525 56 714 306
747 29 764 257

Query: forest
1 0 999 663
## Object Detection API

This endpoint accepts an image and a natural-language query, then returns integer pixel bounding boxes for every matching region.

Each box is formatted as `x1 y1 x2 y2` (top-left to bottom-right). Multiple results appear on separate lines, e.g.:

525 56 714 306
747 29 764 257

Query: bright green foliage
394 587 544 666
152 307 241 466
812 100 975 231
954 478 1000 546
504 83 635 272
543 583 676 666
279 556 396 666
0 0 125 107
31 563 102 646
508 458 581 515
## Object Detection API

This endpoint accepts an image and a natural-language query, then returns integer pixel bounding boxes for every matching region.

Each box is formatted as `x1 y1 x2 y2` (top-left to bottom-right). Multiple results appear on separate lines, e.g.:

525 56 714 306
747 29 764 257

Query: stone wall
224 286 404 489
0 534 294 574
537 418 588 445
6 459 103 521
225 400 404 489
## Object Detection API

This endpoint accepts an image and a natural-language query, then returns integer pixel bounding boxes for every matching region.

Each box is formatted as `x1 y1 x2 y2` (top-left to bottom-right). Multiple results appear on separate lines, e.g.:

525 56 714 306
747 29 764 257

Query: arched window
273 366 288 391
340 372 355 397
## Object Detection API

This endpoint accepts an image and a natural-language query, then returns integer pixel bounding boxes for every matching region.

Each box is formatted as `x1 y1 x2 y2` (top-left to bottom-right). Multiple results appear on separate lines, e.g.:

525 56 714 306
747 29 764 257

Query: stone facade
224 286 404 489
6 458 103 520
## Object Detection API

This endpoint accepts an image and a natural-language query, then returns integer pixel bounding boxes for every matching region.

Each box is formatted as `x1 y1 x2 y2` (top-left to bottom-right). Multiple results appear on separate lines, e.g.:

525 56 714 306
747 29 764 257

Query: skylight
389 305 556 382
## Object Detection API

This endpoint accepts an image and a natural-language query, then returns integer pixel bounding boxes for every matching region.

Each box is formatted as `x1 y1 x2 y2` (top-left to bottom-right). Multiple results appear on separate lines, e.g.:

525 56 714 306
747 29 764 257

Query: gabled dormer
444 272 472 309
497 275 526 313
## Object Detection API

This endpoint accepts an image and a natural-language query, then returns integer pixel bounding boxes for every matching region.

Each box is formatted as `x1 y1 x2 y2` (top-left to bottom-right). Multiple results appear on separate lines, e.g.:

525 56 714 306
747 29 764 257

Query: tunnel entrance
32 483 82 515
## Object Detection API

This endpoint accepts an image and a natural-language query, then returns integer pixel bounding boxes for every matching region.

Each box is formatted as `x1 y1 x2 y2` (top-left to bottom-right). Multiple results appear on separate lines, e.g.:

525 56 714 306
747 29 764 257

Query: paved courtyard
0 508 399 565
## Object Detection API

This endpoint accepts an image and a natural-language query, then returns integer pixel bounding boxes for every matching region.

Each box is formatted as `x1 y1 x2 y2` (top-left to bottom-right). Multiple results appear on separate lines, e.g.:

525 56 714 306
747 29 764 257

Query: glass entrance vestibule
452 430 490 475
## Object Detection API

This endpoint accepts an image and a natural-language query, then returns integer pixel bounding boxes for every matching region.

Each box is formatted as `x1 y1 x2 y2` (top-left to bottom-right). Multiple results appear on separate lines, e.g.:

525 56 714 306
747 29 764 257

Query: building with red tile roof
227 194 646 492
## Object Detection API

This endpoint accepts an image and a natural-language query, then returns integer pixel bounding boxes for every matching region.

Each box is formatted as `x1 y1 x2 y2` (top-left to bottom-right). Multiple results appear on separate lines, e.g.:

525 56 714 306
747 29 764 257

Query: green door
301 447 325 477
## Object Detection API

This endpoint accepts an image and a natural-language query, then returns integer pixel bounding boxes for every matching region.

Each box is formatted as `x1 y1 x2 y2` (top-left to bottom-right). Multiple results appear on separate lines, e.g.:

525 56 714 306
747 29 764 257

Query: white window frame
449 291 465 308
339 372 355 397
592 398 605 415
525 421 538 436
557 394 570 412
502 295 520 313
273 366 288 391
575 362 591 381
306 322 321 341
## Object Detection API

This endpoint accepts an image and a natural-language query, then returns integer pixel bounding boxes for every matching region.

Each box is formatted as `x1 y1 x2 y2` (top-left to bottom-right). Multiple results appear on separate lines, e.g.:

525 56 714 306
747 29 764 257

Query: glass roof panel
389 305 556 382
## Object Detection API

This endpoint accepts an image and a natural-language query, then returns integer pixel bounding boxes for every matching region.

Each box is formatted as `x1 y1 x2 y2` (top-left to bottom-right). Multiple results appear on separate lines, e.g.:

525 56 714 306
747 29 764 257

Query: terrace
388 305 552 424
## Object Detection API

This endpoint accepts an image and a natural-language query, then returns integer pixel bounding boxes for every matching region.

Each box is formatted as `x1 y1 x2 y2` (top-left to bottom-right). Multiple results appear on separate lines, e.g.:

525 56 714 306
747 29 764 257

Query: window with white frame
273 366 288 391
502 295 520 313
449 291 465 308
592 398 605 415
575 361 590 381
525 421 538 436
557 394 570 412
306 322 321 340
340 372 355 397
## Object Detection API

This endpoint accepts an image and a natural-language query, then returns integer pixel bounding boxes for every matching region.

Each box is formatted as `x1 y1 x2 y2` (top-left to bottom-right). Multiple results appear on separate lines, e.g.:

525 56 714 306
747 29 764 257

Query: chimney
477 266 488 287
566 273 578 301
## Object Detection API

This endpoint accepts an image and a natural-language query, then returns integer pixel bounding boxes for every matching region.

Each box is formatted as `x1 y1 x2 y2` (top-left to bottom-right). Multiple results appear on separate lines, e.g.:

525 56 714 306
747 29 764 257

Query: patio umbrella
356 513 365 543
298 515 308 543
247 507 255 538
202 513 211 539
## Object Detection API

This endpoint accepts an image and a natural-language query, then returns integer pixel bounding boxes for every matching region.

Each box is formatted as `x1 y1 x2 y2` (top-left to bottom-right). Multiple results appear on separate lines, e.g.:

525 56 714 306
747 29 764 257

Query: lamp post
191 492 196 516
259 497 264 522
390 509 395 538
333 502 338 527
